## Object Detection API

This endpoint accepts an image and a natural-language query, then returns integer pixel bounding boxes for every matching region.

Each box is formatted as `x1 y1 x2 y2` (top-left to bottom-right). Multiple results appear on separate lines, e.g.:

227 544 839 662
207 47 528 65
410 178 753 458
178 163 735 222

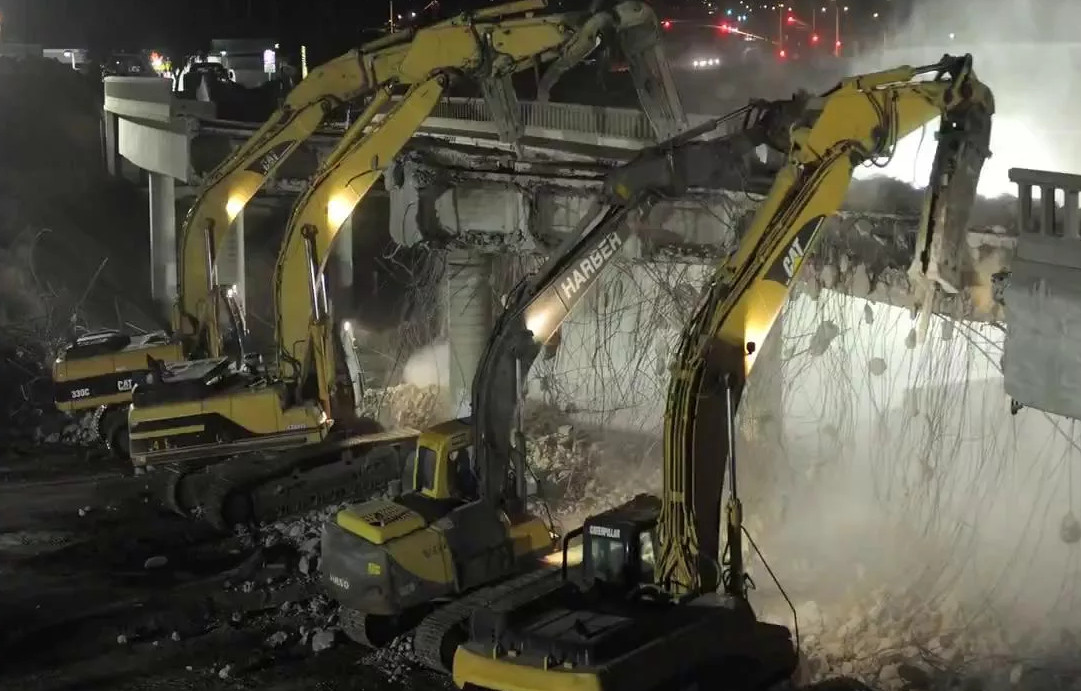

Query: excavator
125 0 687 528
318 116 777 672
450 53 993 691
53 23 447 458
54 0 687 461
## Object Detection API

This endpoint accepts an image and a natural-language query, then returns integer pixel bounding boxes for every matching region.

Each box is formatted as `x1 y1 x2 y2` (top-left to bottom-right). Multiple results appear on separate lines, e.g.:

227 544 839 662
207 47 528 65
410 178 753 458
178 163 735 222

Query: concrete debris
170 631 181 642
808 321 840 357
310 628 336 653
115 634 128 645
359 384 444 430
265 631 289 649
217 664 233 680
1010 663 1024 685
868 358 887 377
77 506 91 517
361 634 418 683
32 410 99 448
765 589 1081 691
298 554 318 576
143 555 168 569
1061 512 1081 544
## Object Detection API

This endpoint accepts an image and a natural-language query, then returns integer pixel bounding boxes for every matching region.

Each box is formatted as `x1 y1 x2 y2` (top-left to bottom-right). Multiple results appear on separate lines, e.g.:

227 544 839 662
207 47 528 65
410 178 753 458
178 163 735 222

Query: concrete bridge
102 75 1022 410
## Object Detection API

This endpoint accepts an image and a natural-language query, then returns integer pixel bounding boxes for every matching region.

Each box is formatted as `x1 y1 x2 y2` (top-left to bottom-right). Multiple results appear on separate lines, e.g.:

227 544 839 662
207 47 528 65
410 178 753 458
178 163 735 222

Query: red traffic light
778 49 787 59
811 33 819 43
786 15 796 24
719 23 730 33
662 19 672 29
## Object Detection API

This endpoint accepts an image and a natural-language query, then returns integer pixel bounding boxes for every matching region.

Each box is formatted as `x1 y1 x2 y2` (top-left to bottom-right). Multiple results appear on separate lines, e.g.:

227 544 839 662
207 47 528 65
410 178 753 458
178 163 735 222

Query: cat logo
781 237 806 281
258 149 283 175
117 378 134 392
588 525 621 539
246 140 295 176
764 217 824 287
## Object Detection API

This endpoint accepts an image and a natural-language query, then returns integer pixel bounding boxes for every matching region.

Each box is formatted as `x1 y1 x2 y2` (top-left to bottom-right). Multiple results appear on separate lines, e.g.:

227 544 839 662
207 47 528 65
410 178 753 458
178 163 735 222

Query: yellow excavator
450 53 994 691
317 117 777 672
126 0 686 528
52 27 456 458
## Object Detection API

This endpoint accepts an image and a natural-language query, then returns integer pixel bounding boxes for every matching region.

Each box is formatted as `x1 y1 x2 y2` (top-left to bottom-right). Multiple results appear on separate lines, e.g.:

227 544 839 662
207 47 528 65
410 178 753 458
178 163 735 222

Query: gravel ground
0 448 449 691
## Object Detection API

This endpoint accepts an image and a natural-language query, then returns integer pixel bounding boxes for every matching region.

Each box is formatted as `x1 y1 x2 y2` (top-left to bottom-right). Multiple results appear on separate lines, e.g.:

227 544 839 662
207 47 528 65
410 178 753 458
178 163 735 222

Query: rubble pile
31 410 98 447
526 422 661 521
761 589 1081 691
0 342 57 450
358 384 445 430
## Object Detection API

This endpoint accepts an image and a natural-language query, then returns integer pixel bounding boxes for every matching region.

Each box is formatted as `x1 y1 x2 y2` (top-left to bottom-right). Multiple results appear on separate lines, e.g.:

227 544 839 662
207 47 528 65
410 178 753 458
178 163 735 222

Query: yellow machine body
53 334 183 413
322 419 553 617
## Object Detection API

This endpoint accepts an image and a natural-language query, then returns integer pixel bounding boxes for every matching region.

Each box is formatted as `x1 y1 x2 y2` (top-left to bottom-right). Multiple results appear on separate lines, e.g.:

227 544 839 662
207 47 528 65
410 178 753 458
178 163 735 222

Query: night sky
0 0 504 53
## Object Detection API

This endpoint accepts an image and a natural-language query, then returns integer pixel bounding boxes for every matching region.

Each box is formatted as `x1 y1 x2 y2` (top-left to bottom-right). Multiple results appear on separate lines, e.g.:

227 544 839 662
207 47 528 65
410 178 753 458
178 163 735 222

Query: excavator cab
414 419 479 503
571 494 661 591
213 284 249 365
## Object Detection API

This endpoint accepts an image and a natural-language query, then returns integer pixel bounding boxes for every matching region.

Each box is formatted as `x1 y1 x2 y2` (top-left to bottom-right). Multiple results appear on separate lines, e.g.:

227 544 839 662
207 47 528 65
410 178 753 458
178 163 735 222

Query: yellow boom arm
176 0 667 358
658 55 994 596
270 1 682 419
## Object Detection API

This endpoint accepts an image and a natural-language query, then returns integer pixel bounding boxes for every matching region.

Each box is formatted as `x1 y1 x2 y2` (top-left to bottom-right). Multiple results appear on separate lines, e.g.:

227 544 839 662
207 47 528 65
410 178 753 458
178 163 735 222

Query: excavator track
151 431 417 530
413 566 561 673
340 607 382 648
339 607 428 649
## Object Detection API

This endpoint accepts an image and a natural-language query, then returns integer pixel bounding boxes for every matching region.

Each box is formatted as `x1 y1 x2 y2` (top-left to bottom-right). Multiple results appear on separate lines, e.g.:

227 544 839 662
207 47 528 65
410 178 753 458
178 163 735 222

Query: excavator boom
659 54 994 596
274 0 689 416
472 123 776 506
451 54 994 691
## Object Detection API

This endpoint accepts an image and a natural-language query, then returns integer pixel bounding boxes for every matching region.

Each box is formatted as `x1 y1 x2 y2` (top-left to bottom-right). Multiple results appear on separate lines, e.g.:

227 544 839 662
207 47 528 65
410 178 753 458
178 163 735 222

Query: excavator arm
175 50 404 355
471 119 777 507
272 0 687 421
176 0 685 360
658 54 994 597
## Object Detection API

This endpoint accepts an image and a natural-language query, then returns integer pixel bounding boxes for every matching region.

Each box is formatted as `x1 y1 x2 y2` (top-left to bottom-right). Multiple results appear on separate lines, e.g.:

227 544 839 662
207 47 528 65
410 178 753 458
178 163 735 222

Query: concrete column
335 210 356 314
1017 183 1032 233
217 209 247 315
102 110 120 177
444 251 494 416
1041 186 1055 235
148 172 177 306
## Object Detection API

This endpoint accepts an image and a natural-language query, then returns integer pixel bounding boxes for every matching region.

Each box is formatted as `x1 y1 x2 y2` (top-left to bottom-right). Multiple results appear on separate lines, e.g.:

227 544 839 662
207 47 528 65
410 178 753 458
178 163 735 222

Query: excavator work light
327 192 357 230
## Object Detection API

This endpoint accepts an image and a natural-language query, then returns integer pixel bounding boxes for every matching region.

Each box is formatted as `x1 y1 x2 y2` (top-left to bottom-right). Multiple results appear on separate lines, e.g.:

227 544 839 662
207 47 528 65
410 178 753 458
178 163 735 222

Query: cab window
589 537 626 583
638 530 656 584
416 446 438 492
449 446 478 499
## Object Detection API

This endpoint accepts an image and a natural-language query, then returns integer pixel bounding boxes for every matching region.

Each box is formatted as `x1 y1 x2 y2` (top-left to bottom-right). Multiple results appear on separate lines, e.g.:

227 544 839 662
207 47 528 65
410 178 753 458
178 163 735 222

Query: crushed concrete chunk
1009 663 1023 685
218 664 233 679
311 629 336 653
266 631 289 648
300 536 320 555
143 555 168 569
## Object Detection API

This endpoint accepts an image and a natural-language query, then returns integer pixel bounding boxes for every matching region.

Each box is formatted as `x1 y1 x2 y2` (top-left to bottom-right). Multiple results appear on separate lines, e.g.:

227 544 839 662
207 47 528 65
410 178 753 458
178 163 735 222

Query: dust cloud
850 0 1081 198
401 340 450 388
